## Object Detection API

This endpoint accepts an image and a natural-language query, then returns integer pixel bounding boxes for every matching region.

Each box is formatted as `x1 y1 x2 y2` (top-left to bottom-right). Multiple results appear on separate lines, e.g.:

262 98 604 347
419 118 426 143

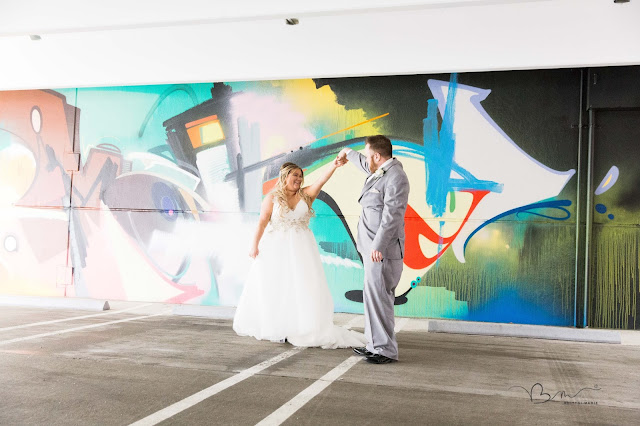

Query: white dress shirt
366 157 394 183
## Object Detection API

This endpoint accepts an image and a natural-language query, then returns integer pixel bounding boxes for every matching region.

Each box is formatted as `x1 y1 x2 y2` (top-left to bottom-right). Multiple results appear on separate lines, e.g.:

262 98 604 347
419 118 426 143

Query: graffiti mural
589 109 640 330
4 69 635 328
0 90 75 296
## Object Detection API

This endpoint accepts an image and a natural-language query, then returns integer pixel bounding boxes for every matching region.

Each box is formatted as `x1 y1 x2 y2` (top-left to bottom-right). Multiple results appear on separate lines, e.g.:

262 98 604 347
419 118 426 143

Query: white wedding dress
233 199 367 349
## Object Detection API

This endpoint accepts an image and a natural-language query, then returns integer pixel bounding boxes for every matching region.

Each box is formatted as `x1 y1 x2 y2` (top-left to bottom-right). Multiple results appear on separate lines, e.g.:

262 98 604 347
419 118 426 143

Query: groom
338 135 410 364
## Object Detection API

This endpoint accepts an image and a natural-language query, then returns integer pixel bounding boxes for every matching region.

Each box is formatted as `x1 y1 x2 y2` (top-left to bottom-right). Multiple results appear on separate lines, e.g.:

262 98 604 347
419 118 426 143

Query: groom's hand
337 148 350 161
371 249 383 262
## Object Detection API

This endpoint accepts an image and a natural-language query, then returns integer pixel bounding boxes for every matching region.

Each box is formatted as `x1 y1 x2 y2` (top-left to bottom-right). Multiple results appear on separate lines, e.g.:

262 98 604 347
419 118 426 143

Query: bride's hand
334 156 347 167
249 247 259 258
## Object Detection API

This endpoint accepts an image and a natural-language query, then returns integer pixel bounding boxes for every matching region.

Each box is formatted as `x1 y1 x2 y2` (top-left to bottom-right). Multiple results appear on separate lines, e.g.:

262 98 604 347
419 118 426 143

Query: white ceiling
0 0 639 90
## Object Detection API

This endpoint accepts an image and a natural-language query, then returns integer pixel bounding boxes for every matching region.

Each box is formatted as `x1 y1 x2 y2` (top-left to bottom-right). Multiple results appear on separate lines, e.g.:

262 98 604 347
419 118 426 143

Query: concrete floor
1 303 639 425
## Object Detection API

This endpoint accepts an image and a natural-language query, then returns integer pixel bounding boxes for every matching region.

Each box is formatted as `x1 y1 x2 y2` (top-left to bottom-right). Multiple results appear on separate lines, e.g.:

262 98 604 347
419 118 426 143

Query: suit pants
362 256 403 360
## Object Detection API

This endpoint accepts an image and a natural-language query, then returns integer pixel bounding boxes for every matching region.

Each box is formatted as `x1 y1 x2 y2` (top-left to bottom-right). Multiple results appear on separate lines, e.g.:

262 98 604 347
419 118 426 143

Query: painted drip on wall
588 108 640 330
590 227 639 329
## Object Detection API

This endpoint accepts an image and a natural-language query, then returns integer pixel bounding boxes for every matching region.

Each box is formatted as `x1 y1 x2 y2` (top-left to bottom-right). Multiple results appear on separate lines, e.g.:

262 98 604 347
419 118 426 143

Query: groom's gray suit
346 149 410 360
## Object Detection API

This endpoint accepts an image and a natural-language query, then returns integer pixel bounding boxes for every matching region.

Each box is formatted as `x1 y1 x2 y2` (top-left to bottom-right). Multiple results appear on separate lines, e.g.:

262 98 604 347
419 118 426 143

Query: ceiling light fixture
613 0 630 3
285 18 299 25
29 35 42 41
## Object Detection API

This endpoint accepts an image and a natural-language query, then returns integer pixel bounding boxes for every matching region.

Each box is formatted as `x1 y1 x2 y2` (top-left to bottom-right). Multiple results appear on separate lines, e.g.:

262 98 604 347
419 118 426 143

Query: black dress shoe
353 347 373 356
365 354 397 364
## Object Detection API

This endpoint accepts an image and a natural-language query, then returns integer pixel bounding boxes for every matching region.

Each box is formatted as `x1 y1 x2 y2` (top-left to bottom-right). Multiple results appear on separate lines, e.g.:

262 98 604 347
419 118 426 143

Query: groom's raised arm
340 147 371 175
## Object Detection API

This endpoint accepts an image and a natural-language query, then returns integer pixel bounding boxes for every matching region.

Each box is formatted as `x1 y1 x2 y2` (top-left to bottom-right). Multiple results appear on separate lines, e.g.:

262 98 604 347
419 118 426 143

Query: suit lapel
359 175 377 201
358 159 398 202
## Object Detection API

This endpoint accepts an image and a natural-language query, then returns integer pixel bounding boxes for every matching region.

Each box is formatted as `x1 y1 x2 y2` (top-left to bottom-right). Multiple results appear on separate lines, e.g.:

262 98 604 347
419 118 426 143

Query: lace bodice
268 199 312 232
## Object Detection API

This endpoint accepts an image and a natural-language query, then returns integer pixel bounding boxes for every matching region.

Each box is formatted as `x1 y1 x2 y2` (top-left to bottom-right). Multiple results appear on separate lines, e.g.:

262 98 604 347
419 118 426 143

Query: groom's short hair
365 135 392 159
364 135 393 158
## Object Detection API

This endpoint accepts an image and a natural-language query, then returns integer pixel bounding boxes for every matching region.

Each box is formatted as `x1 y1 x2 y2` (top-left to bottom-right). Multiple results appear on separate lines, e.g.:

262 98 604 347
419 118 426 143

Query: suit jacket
346 149 410 260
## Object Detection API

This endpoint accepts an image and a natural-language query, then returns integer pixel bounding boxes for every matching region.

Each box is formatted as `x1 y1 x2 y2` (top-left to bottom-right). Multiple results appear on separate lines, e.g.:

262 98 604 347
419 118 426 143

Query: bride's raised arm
303 157 346 203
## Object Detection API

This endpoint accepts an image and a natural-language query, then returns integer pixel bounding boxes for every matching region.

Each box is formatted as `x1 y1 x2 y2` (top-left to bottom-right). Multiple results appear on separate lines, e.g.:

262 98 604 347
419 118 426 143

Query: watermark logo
509 383 601 404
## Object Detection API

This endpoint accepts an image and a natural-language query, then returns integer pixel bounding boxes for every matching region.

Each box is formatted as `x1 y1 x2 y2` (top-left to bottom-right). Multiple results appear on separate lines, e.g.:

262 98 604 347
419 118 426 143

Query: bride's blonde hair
272 162 314 215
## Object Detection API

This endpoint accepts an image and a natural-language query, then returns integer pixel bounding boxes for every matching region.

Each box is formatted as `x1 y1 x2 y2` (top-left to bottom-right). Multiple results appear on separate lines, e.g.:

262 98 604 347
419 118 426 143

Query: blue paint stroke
595 203 607 214
422 74 503 218
0 128 12 150
465 287 569 326
595 166 619 195
423 74 457 217
396 144 502 193
449 163 503 193
201 259 220 306
463 199 572 254
437 220 445 265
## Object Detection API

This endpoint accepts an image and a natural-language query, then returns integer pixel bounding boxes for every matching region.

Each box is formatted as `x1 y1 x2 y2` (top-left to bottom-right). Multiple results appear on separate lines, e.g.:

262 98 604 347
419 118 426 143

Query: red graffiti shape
404 190 489 269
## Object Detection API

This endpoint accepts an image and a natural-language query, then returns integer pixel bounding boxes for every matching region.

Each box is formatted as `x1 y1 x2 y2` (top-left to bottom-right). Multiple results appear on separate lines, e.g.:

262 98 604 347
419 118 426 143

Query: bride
233 159 367 349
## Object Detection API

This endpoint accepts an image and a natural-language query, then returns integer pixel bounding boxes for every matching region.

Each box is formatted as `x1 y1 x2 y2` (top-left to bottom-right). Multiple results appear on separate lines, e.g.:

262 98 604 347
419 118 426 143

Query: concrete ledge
427 319 621 344
0 295 110 311
172 304 235 319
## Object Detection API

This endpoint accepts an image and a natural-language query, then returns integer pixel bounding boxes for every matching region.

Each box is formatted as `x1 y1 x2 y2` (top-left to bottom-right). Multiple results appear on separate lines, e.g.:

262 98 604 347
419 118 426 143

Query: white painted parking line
129 347 305 426
0 310 170 347
256 355 362 426
257 317 411 425
129 316 410 425
0 303 153 333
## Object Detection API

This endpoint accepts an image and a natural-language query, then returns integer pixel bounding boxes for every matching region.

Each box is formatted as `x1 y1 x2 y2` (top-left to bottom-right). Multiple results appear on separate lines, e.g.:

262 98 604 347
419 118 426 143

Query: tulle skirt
233 227 367 349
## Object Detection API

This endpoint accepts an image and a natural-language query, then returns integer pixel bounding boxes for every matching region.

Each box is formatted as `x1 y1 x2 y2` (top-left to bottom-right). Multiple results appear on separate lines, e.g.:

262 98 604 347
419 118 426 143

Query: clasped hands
334 151 349 168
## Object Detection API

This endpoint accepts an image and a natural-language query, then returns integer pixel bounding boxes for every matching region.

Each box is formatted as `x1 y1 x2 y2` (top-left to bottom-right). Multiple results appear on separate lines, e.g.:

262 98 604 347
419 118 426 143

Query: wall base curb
0 295 110 311
427 319 621 344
